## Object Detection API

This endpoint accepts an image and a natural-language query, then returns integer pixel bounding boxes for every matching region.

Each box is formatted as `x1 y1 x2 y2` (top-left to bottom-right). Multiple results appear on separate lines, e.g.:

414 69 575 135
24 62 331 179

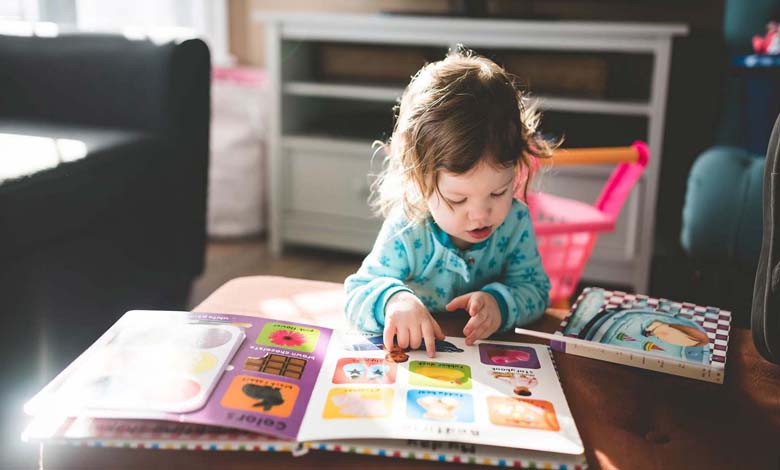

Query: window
0 0 39 21
0 0 230 64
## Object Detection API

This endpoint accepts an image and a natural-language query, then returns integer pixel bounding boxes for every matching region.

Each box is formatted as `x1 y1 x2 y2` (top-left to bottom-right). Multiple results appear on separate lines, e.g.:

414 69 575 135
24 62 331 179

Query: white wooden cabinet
260 12 687 293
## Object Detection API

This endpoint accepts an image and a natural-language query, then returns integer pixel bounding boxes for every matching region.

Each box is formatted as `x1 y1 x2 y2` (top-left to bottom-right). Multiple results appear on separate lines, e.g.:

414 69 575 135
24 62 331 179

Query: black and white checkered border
559 287 731 368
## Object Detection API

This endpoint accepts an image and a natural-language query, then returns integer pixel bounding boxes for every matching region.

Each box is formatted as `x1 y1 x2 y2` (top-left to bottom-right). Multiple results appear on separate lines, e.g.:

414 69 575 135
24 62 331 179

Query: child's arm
481 208 551 332
344 217 416 334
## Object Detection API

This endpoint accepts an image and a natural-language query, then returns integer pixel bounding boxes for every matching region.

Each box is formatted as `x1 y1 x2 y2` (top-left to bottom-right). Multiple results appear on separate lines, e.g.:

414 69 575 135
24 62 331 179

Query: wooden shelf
263 13 688 293
538 96 650 116
284 81 651 116
284 82 401 102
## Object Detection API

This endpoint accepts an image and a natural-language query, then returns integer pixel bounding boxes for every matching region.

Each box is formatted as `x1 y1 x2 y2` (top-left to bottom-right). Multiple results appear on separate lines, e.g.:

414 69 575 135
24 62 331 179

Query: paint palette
54 312 245 414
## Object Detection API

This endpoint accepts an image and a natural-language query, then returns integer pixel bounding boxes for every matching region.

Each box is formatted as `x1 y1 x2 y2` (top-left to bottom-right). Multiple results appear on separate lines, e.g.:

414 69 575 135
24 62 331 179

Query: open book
517 288 731 383
24 310 586 467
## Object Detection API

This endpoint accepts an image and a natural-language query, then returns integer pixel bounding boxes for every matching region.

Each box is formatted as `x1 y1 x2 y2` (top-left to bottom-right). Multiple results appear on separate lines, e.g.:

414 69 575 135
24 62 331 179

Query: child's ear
512 166 526 201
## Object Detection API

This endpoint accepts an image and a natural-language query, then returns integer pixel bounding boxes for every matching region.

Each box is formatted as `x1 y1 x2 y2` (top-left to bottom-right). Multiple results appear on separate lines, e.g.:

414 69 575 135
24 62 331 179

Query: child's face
427 161 515 250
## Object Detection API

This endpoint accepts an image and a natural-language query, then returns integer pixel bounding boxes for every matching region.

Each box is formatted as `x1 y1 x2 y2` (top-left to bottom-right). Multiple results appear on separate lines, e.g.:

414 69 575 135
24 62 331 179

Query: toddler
345 50 554 357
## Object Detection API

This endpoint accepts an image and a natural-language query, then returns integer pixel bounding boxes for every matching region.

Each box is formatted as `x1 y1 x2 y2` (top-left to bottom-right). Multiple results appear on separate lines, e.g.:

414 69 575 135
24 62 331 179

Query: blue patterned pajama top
345 199 551 333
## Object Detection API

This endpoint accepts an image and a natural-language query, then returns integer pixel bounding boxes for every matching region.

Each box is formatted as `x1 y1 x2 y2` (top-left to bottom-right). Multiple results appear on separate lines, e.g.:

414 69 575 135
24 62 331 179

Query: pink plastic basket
525 141 649 304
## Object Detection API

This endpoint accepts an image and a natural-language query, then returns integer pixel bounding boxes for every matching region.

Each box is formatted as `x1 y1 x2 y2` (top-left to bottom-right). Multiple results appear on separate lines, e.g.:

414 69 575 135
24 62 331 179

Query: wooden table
40 276 780 469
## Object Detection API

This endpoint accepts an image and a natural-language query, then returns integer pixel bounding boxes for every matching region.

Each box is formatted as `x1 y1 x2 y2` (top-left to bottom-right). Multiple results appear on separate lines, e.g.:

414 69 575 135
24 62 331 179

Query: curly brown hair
371 48 558 223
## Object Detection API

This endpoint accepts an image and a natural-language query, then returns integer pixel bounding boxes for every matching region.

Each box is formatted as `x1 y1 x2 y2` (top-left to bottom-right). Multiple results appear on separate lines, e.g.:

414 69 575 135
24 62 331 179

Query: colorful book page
25 310 584 456
298 332 583 455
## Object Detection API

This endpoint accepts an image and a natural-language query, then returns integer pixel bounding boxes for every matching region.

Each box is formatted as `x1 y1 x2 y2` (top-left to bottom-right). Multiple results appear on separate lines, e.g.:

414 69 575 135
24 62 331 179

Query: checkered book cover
557 287 731 379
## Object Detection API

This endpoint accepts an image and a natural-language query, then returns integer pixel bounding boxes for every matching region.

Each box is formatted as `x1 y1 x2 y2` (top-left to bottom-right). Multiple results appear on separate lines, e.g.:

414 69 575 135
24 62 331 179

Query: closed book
526 288 730 384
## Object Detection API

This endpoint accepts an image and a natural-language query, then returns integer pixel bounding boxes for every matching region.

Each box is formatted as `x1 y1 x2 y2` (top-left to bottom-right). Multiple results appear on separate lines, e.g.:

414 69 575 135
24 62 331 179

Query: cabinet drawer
283 144 378 220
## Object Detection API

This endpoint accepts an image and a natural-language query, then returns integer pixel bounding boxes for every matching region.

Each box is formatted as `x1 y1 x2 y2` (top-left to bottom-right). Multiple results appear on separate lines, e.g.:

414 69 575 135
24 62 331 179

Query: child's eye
447 198 467 205
491 189 508 198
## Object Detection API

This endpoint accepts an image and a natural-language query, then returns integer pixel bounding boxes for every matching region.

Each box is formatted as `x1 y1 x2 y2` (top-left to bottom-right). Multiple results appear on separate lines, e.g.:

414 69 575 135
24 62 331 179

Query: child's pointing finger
446 293 472 312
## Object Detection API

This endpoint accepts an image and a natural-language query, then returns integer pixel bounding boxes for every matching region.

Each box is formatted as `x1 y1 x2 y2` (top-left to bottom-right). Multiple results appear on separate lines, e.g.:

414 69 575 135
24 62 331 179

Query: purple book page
176 312 332 440
24 311 332 442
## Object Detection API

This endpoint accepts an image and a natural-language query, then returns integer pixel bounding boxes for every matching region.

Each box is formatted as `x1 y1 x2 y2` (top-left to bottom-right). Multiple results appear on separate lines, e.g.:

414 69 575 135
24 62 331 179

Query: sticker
244 354 307 379
408 361 471 389
490 369 539 396
333 358 396 384
343 334 463 353
340 332 384 351
385 347 409 363
479 344 540 368
220 375 299 417
487 396 559 431
406 390 474 422
323 387 394 419
256 323 320 353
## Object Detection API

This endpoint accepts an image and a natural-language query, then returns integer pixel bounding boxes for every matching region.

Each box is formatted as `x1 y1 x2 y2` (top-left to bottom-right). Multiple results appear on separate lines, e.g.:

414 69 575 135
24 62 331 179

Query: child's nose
468 202 491 222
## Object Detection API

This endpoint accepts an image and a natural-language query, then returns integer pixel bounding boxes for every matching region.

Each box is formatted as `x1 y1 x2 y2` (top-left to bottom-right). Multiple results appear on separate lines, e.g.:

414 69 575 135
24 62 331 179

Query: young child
345 50 554 357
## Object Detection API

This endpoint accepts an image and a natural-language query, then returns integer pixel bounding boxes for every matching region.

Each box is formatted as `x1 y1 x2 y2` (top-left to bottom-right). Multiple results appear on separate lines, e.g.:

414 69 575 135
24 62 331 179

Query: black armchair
0 32 210 465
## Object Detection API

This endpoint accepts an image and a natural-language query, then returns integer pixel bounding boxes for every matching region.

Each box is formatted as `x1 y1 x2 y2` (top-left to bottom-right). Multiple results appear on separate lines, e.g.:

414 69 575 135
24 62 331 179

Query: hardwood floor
188 236 364 308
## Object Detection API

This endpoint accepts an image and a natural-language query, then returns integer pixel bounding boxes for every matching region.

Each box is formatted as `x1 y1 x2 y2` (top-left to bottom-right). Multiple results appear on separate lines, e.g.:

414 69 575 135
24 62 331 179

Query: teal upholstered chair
680 0 779 324
681 146 764 264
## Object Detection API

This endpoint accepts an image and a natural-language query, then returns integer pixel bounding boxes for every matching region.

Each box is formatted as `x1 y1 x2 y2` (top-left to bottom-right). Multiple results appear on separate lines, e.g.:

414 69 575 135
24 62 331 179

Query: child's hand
446 292 501 346
384 291 446 357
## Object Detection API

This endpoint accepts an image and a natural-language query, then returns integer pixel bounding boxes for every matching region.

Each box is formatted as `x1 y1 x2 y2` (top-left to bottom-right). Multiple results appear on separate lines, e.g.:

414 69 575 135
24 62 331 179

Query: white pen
514 327 645 356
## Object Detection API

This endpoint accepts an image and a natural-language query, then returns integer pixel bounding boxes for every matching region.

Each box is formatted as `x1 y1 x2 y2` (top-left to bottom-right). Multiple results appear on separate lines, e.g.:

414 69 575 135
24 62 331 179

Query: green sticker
408 361 472 389
256 322 320 353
